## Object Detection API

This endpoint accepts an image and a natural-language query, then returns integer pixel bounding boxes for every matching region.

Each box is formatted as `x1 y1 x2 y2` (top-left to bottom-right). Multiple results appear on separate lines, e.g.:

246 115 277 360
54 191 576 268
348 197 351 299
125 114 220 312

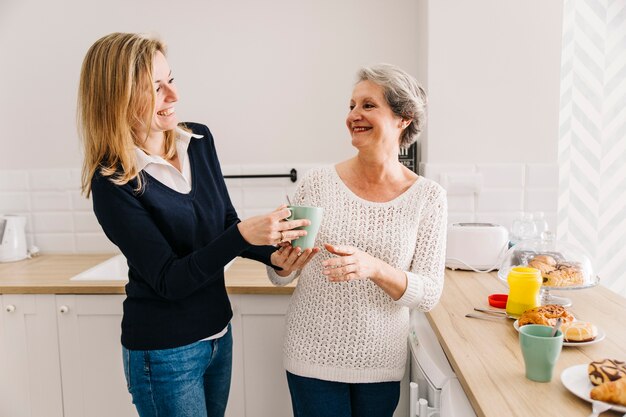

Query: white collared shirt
134 127 204 194
134 126 228 341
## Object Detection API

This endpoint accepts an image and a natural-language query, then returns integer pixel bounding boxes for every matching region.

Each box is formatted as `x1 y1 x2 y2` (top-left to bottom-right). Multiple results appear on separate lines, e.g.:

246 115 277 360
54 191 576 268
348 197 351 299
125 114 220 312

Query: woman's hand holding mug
237 205 310 246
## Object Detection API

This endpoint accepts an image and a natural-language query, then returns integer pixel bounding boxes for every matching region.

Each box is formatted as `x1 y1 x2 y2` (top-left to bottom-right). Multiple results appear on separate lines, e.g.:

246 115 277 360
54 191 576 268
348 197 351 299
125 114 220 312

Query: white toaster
445 223 509 271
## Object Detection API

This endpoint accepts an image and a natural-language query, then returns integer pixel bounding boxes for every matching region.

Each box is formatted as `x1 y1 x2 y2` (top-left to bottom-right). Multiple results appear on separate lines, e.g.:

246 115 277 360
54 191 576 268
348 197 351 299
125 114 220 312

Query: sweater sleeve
199 124 277 267
91 173 255 300
91 125 276 301
395 184 448 310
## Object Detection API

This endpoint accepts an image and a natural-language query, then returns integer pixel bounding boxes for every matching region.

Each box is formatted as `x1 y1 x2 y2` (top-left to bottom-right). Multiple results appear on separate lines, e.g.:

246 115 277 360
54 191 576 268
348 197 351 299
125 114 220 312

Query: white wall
0 0 421 169
0 0 568 254
419 0 564 164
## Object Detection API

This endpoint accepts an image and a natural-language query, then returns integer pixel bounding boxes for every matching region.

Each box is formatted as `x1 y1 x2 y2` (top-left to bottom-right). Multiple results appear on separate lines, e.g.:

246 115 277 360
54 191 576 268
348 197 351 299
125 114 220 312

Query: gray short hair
357 64 427 149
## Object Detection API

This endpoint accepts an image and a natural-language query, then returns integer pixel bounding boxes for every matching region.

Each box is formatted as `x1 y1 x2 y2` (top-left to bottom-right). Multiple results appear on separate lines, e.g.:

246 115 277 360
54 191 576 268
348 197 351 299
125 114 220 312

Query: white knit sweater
267 166 447 383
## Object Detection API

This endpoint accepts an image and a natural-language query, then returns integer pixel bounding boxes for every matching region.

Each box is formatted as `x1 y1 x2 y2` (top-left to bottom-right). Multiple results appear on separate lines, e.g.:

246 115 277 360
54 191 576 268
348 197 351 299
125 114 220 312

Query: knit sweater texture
267 166 447 383
91 122 276 350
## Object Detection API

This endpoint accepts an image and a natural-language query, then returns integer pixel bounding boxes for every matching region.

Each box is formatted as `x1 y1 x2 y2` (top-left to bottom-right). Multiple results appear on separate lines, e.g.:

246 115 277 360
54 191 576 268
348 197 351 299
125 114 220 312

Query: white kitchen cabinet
1 292 407 417
228 294 293 417
0 294 64 417
55 295 136 417
0 294 136 417
227 293 409 417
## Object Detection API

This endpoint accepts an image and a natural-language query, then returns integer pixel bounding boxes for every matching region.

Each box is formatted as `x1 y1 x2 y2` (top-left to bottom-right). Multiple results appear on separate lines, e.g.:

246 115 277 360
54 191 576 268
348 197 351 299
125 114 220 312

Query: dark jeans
122 326 232 417
286 371 400 417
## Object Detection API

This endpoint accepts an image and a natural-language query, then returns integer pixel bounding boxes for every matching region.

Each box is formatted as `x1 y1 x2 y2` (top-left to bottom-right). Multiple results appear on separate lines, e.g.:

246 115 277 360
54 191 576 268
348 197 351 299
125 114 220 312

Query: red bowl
488 293 508 309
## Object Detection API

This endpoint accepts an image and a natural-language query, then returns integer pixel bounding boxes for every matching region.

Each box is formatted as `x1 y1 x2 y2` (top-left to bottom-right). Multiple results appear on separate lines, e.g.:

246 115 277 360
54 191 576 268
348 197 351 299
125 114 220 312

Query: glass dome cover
498 232 599 290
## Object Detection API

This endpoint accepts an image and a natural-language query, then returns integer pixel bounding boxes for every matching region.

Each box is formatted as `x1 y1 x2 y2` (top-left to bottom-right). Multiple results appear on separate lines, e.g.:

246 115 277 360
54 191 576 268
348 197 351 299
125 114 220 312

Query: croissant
590 378 626 406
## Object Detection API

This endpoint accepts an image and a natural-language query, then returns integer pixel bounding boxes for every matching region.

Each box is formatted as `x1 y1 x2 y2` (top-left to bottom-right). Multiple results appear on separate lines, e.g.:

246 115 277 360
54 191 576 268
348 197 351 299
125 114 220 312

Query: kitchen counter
0 255 294 294
3 256 625 415
433 270 626 417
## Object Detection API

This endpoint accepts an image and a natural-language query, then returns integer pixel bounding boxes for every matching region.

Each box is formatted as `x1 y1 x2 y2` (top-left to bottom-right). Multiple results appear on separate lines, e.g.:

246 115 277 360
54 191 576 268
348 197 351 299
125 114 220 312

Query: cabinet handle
5 305 16 313
59 305 70 314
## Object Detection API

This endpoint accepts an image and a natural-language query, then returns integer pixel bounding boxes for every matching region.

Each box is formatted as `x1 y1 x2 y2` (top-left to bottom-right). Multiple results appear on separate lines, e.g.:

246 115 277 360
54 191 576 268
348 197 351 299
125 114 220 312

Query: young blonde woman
268 64 447 417
78 32 317 417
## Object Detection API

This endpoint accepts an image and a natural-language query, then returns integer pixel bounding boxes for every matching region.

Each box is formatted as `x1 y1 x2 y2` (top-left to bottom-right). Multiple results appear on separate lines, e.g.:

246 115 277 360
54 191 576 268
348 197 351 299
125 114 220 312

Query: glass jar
510 212 538 248
506 267 542 318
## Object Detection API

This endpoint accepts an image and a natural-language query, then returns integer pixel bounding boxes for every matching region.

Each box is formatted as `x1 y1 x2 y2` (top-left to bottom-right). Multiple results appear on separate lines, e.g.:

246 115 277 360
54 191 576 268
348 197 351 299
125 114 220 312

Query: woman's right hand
237 206 310 246
271 244 320 277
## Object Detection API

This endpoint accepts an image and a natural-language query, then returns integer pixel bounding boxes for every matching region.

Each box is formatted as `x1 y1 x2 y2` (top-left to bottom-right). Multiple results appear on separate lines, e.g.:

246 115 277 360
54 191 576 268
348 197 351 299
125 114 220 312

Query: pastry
560 321 597 342
590 377 626 406
528 259 555 276
588 359 626 386
518 304 575 327
526 255 585 287
531 255 557 266
544 265 584 287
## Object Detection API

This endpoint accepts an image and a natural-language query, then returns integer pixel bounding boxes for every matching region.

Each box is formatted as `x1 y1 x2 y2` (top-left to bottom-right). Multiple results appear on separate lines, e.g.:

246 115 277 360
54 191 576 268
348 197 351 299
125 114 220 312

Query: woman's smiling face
346 80 404 151
137 51 179 142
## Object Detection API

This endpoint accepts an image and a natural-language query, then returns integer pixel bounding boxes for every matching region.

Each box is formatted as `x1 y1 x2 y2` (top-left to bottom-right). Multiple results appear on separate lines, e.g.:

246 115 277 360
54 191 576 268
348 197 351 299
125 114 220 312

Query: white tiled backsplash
422 162 558 233
0 162 558 254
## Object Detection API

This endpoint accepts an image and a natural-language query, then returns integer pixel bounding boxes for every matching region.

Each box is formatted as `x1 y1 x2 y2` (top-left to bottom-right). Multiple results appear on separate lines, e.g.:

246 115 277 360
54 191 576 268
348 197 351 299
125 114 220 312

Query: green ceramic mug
286 206 323 249
519 324 563 382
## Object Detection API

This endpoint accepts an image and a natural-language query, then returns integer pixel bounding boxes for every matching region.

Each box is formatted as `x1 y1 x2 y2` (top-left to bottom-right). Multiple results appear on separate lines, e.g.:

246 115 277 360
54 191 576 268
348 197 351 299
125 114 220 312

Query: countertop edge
0 255 294 295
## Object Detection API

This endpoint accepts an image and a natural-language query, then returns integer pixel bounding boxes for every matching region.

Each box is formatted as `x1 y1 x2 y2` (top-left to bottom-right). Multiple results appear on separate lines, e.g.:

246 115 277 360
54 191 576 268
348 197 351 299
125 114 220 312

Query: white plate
561 364 626 412
513 320 606 346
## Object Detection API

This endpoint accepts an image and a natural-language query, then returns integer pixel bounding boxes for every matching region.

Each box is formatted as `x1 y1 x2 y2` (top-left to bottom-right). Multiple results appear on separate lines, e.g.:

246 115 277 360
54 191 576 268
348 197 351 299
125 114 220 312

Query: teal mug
286 206 323 249
519 324 563 382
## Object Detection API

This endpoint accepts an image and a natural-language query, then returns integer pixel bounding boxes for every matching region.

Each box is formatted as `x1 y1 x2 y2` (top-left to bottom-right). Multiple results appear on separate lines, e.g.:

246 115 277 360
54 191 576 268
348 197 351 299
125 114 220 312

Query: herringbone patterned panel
558 0 626 296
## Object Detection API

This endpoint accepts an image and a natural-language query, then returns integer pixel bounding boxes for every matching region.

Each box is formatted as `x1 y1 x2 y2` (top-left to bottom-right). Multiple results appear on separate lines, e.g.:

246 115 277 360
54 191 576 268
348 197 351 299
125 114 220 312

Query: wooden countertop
4 256 625 415
430 269 626 417
0 255 294 295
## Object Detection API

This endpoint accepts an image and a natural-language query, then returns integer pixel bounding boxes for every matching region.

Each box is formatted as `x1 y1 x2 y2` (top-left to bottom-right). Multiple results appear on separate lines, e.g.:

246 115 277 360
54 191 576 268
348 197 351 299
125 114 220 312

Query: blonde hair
357 64 427 150
78 32 177 196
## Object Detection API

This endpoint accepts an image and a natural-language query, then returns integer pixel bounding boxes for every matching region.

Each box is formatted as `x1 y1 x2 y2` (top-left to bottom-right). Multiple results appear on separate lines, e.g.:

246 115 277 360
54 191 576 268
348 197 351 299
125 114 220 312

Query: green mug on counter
286 206 323 249
519 324 563 382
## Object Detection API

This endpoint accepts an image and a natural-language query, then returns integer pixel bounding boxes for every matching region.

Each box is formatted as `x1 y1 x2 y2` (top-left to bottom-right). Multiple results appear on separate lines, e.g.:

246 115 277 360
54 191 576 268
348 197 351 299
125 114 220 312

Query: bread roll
590 378 626 406
518 304 575 327
588 359 626 386
561 321 597 342
528 259 555 277
531 255 557 266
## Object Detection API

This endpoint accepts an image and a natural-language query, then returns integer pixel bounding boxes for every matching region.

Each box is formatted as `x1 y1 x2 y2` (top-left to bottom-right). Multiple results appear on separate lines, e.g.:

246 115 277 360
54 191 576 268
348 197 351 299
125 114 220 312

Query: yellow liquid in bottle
506 267 542 318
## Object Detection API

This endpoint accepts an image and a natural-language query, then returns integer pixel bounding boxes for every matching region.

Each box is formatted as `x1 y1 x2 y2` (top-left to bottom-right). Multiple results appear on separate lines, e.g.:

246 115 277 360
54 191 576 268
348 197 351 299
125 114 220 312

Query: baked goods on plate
527 254 585 287
590 378 626 406
561 321 598 343
513 306 605 346
497 238 598 292
517 304 575 327
561 364 626 412
588 360 626 407
588 359 626 386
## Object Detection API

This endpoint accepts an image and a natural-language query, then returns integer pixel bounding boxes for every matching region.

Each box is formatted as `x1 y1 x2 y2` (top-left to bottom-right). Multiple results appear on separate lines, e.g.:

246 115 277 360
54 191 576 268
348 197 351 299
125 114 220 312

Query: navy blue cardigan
91 122 276 350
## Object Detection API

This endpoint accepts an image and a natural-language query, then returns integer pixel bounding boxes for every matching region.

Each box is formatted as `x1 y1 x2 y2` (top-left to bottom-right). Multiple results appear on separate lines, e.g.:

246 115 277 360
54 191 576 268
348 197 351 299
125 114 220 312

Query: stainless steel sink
70 254 235 281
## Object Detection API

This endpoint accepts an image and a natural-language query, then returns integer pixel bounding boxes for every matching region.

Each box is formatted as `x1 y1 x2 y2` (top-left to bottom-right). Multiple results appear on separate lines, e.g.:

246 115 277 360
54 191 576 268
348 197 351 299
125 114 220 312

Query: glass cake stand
498 233 598 307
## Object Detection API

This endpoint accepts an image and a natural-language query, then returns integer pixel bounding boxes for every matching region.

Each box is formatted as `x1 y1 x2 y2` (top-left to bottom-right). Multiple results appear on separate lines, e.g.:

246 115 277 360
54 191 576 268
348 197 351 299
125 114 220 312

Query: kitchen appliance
445 223 508 272
0 215 28 262
409 310 476 417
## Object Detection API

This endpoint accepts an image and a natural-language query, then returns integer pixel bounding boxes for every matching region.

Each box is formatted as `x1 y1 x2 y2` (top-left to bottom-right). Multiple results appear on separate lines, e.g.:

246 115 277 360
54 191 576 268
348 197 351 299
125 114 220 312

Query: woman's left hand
271 244 320 277
321 243 382 282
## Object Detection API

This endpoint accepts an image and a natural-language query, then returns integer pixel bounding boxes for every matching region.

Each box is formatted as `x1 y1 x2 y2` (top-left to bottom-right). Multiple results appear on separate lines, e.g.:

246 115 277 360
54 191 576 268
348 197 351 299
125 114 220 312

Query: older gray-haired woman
268 64 447 417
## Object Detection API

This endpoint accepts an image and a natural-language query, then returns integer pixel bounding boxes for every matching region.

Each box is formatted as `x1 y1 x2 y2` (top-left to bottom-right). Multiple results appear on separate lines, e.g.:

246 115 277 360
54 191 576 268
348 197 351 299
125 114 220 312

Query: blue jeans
286 371 400 417
122 327 232 417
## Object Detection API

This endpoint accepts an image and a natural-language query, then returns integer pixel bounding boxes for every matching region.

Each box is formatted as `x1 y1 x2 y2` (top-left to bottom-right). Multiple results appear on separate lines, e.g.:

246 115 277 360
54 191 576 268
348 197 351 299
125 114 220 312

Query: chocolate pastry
588 359 626 386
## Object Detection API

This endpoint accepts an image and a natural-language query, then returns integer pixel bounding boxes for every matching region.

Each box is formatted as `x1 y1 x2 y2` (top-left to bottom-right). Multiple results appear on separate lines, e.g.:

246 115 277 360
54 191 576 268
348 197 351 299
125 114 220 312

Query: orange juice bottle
506 267 542 318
